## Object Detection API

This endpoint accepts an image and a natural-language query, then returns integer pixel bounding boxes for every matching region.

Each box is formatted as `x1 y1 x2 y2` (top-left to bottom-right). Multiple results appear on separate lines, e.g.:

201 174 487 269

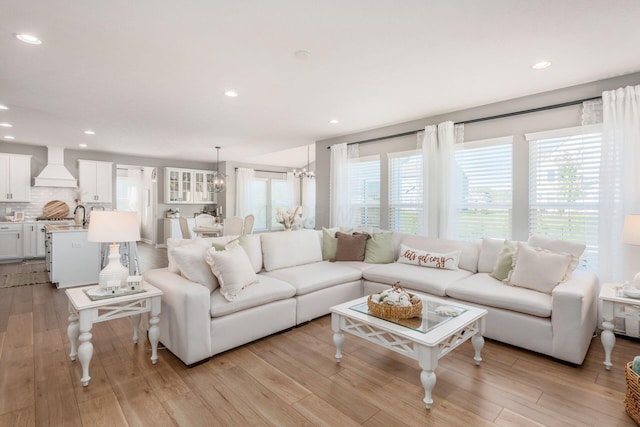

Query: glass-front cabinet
164 167 217 204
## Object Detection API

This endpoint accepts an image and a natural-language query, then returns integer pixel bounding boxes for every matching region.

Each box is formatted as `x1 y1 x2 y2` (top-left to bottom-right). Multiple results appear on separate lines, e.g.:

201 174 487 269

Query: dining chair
179 216 192 239
195 214 216 228
223 216 244 236
243 214 255 234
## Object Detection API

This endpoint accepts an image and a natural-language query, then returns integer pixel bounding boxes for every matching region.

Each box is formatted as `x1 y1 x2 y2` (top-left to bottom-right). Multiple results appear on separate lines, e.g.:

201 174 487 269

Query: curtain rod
234 167 287 174
326 95 602 148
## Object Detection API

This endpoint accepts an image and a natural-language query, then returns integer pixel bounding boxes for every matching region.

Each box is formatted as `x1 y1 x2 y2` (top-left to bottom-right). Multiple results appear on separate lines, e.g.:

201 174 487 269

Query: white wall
314 71 640 236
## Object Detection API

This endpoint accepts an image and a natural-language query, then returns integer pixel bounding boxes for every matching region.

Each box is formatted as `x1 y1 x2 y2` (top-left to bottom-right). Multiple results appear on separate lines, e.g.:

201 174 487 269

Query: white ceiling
1 1 639 167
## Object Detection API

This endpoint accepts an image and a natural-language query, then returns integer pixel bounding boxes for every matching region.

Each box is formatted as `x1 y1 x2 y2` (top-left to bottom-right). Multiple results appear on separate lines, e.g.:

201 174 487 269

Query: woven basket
626 362 640 425
367 292 423 319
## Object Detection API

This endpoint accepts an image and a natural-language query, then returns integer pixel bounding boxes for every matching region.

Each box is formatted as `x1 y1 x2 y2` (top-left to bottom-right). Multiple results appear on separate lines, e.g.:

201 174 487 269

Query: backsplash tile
2 187 111 219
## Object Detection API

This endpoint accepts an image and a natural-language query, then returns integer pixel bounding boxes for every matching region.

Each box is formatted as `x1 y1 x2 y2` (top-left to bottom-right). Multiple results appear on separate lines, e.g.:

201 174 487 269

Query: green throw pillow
322 228 339 260
490 240 515 281
364 232 394 264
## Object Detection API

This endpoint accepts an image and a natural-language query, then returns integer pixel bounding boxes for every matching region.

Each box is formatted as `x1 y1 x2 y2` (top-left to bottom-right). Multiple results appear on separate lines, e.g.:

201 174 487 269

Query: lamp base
98 243 129 290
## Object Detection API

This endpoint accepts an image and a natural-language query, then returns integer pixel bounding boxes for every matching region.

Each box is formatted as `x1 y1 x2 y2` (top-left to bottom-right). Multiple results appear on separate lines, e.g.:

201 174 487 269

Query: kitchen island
45 224 101 288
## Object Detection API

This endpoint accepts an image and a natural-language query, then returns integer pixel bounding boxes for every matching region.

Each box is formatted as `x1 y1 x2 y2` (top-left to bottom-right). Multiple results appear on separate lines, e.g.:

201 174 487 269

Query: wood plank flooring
0 243 638 426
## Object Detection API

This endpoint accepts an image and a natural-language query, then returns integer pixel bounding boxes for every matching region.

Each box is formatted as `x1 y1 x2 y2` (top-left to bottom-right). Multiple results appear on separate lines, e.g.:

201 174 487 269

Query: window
388 150 422 234
348 155 380 227
452 137 513 241
249 174 295 232
527 125 602 271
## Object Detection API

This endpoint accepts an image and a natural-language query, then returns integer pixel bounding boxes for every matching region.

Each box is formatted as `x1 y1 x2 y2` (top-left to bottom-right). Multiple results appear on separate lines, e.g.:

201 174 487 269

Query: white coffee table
65 283 163 386
330 295 487 408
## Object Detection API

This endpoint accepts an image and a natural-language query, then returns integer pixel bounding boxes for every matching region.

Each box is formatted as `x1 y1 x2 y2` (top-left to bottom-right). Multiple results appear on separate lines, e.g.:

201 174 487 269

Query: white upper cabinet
0 153 31 202
164 167 217 204
78 160 113 203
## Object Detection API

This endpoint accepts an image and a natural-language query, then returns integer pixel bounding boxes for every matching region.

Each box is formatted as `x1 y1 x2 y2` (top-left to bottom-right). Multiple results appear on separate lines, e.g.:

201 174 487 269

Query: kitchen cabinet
164 167 217 204
79 160 113 203
46 227 100 288
21 222 46 259
0 223 24 260
0 153 31 202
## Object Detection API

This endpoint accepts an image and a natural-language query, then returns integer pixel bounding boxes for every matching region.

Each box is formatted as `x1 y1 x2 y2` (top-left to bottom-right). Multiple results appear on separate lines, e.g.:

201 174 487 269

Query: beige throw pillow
507 244 577 294
334 232 370 262
397 244 461 270
490 240 515 281
322 227 339 260
171 239 220 292
205 244 258 302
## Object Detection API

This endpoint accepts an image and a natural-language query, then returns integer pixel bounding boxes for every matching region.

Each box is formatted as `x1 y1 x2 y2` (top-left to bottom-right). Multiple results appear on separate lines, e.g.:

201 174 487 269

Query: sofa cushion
334 232 370 261
262 261 362 296
210 274 296 317
261 229 322 271
364 232 394 264
363 262 473 296
527 234 586 259
238 234 262 273
397 244 461 270
205 245 258 301
399 235 480 273
446 273 552 318
171 239 219 292
478 238 505 273
167 236 237 274
507 244 577 294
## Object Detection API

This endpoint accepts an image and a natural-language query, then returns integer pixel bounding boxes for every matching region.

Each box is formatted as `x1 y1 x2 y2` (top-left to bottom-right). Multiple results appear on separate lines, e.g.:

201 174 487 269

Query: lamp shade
87 211 140 243
623 214 640 246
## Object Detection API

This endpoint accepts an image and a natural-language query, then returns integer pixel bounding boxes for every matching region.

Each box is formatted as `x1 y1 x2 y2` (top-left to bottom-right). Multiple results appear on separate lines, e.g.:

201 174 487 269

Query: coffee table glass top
349 300 467 334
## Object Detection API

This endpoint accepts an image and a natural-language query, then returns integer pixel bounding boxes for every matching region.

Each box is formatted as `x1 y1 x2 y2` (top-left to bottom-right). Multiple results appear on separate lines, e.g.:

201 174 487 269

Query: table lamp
622 214 640 289
87 211 140 290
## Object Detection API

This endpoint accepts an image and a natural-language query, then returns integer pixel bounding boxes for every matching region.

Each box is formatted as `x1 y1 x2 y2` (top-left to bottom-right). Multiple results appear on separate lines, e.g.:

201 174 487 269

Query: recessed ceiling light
224 90 238 97
84 130 95 135
293 50 311 60
329 119 339 124
15 33 42 45
0 123 13 128
531 60 551 70
3 135 15 140
0 105 8 110
79 143 88 148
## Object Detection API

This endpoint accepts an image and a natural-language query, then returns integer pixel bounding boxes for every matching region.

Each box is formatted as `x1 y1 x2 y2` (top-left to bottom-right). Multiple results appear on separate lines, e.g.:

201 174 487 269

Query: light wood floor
0 243 638 426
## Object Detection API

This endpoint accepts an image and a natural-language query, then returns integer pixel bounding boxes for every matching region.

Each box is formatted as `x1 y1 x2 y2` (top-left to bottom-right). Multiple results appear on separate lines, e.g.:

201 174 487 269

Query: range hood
34 146 78 188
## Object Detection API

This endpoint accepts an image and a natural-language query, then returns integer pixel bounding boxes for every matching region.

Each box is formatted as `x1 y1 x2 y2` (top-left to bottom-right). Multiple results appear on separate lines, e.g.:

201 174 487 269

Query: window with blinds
347 155 380 227
388 150 422 234
452 137 513 241
527 125 602 272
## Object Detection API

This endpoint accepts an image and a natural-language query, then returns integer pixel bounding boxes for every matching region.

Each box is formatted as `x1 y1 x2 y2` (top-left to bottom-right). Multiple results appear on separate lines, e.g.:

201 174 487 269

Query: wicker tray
367 292 423 319
626 361 640 425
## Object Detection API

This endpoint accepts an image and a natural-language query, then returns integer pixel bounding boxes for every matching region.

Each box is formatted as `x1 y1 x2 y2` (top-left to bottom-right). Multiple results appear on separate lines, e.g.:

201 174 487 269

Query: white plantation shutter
347 155 380 227
388 150 423 234
527 125 603 272
452 137 513 241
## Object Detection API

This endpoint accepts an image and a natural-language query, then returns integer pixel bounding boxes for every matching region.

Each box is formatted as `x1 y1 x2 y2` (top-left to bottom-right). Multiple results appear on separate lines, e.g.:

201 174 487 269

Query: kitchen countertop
45 224 88 232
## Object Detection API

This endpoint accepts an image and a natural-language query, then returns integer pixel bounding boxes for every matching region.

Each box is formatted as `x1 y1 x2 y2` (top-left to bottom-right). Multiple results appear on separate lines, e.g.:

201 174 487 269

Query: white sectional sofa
142 229 598 366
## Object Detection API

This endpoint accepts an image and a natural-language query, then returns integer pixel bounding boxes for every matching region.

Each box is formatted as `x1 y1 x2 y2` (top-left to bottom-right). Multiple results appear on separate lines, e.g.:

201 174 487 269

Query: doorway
116 165 158 244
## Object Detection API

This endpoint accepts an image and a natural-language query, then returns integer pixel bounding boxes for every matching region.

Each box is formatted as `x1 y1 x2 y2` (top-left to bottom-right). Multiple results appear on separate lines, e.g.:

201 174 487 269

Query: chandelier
212 146 227 193
293 144 315 179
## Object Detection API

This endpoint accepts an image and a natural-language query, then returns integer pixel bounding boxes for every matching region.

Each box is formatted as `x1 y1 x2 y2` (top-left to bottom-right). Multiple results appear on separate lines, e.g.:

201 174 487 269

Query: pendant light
212 146 226 193
294 144 315 179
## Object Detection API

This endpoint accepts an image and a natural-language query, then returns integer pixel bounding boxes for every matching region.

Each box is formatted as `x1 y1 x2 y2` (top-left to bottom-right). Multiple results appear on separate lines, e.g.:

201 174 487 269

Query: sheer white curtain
301 176 316 228
235 167 255 218
421 121 456 238
599 85 640 282
329 143 358 227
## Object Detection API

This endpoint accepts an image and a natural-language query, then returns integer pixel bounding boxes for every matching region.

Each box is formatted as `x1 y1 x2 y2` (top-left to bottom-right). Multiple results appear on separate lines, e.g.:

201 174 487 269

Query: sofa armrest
550 271 598 364
143 268 212 365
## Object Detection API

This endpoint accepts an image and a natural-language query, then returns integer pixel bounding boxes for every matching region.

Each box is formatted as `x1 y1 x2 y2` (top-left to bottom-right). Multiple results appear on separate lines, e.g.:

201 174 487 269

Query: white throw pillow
507 243 577 294
397 244 461 271
205 244 258 302
170 239 219 292
527 234 585 259
166 238 199 274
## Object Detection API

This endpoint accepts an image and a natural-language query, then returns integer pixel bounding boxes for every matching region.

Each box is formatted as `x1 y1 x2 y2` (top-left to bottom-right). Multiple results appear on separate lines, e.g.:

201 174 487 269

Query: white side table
65 283 163 386
599 283 640 370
